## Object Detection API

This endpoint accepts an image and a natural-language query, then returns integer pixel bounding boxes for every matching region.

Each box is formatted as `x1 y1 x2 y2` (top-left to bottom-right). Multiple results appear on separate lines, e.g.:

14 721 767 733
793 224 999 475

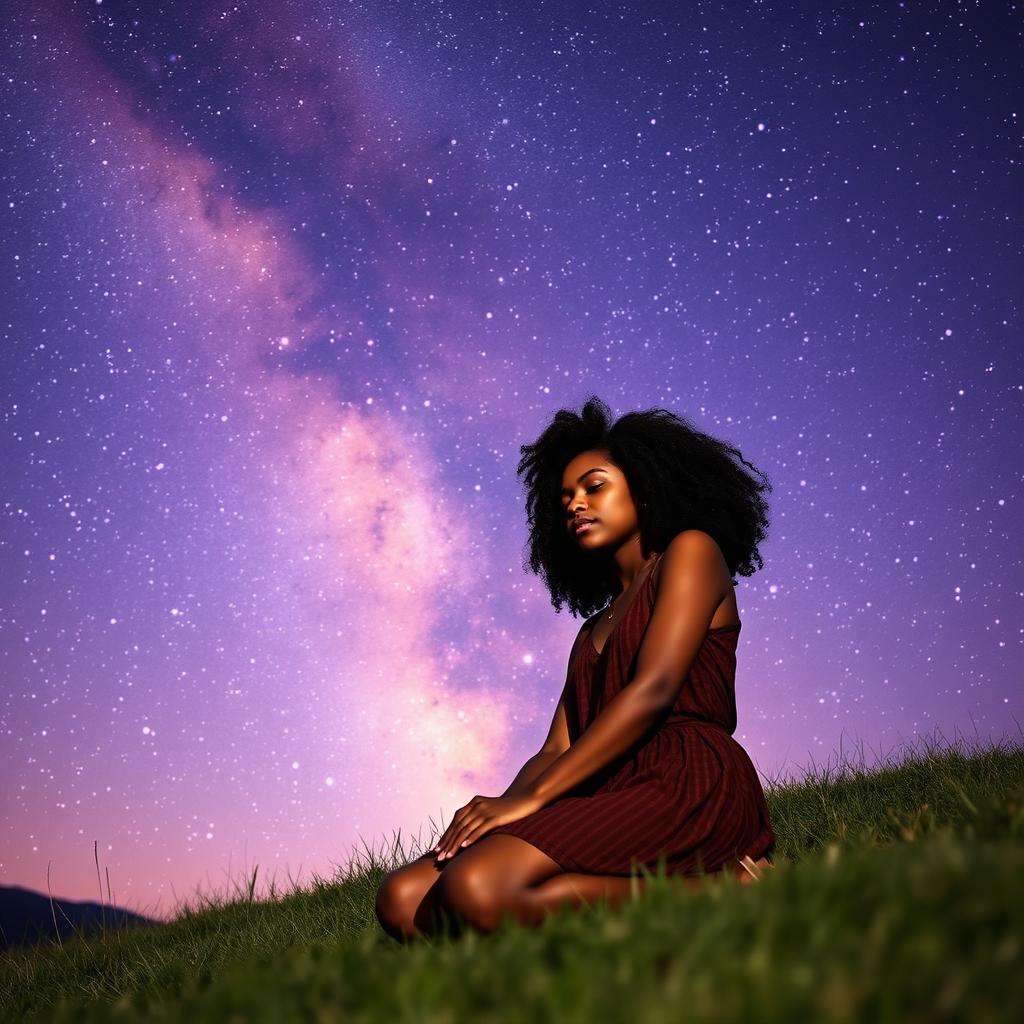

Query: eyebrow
560 467 607 497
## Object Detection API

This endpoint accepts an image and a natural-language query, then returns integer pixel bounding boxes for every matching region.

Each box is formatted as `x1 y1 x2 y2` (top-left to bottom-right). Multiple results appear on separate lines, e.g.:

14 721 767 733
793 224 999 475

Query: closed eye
563 483 603 516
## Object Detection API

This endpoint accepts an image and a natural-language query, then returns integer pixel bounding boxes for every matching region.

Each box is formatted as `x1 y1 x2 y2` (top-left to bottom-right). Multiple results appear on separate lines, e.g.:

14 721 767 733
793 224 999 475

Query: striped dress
489 550 777 877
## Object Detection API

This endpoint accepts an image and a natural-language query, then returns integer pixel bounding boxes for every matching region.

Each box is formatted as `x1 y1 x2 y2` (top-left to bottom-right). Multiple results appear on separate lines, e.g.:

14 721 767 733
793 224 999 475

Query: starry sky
2 1 1021 917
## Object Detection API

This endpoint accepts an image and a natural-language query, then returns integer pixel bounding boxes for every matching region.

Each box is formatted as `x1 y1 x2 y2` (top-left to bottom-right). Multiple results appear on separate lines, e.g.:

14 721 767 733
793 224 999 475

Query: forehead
560 451 616 494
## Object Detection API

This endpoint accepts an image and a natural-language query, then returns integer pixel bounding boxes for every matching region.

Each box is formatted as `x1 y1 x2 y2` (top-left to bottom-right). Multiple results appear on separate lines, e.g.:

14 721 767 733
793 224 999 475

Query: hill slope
2 731 1022 1023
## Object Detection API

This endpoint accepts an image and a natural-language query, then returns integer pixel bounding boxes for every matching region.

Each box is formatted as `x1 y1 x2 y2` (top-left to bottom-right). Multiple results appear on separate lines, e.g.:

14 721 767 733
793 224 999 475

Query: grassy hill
2 727 1022 1022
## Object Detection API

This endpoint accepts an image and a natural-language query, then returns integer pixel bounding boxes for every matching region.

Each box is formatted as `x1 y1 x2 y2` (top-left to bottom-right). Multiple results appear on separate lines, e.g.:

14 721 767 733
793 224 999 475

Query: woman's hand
432 793 543 860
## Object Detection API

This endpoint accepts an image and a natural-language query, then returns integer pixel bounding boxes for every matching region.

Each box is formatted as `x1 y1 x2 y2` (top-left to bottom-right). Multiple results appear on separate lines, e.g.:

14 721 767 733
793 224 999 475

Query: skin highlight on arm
500 750 563 799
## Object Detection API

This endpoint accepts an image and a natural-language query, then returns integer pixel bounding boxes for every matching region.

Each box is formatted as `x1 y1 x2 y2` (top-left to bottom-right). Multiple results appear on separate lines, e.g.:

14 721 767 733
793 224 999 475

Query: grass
2 724 1022 1022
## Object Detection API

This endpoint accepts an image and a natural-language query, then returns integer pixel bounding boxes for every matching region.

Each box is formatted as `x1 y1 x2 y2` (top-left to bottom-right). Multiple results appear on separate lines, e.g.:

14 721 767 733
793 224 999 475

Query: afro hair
516 394 773 618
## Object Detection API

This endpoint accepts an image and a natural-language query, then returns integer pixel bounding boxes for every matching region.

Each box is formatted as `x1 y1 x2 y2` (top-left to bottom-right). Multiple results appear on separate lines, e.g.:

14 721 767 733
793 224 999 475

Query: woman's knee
428 836 564 933
434 860 513 932
374 870 406 932
375 860 437 936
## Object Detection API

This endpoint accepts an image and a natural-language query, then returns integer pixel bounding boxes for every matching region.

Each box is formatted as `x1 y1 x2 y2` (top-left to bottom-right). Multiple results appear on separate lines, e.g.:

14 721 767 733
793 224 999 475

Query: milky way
2 1 1020 916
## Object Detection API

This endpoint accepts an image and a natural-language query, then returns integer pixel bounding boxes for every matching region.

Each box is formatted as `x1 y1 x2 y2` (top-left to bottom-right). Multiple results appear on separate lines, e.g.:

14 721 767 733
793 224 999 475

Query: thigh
436 833 564 901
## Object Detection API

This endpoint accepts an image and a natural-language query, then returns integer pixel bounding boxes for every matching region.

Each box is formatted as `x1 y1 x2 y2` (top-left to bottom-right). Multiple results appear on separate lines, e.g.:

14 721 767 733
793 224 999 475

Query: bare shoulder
663 528 728 565
656 530 731 598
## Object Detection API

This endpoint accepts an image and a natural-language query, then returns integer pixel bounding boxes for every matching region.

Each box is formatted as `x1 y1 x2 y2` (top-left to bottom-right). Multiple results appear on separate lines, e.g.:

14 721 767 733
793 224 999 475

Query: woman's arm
501 750 563 798
524 531 728 807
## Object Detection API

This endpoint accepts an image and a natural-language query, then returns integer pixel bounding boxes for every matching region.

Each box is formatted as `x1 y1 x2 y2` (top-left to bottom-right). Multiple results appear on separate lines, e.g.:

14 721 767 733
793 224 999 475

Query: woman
375 396 777 941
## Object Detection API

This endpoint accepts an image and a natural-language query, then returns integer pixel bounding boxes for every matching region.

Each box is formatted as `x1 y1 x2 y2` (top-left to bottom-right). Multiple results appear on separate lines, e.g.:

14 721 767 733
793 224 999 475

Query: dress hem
489 826 585 873
494 825 770 880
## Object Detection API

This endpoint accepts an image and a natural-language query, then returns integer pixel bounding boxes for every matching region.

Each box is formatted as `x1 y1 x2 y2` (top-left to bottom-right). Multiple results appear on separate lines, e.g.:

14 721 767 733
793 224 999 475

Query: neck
608 540 658 595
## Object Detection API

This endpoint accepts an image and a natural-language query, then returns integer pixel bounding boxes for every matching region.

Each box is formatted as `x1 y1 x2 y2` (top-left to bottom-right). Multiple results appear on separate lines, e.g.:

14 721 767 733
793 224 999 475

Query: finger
438 829 461 858
434 808 467 853
435 819 457 848
457 822 488 850
436 800 483 856
439 816 480 858
435 822 459 857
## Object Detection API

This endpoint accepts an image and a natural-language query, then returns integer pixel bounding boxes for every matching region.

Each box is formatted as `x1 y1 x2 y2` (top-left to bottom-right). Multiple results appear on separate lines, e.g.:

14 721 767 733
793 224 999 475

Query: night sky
2 1 1020 918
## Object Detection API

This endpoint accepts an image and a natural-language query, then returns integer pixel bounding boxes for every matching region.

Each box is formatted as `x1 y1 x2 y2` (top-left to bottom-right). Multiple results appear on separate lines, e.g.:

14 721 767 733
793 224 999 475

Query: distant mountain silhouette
0 886 158 950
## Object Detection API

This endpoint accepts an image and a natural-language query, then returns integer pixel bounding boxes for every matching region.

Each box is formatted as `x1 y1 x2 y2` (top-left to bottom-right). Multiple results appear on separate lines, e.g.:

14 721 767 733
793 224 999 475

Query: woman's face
560 449 641 551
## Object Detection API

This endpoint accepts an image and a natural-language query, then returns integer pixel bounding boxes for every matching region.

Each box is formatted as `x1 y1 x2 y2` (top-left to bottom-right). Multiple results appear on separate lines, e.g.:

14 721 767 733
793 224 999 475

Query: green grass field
3 726 1022 1022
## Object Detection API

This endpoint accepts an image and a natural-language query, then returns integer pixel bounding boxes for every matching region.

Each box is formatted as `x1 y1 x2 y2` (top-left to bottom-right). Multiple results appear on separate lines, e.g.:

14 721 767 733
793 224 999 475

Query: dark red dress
489 550 776 877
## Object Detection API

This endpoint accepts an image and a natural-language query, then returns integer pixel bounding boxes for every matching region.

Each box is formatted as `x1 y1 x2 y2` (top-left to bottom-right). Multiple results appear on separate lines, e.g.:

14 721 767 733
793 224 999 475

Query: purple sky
2 1 1020 917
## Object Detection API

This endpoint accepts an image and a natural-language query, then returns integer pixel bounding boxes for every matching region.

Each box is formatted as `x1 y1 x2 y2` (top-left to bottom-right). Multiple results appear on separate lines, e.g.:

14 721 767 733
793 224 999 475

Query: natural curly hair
517 395 773 618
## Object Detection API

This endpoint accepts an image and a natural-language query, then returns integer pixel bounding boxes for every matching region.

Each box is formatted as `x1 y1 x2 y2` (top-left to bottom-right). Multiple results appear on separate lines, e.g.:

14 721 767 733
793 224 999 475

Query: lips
573 518 597 534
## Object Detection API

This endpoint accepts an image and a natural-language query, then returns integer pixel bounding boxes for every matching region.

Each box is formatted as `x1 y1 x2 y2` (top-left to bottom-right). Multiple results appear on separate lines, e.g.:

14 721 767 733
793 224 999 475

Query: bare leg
418 834 567 938
376 850 448 943
402 841 778 940
515 861 744 922
507 852 779 926
425 837 723 936
514 871 649 923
